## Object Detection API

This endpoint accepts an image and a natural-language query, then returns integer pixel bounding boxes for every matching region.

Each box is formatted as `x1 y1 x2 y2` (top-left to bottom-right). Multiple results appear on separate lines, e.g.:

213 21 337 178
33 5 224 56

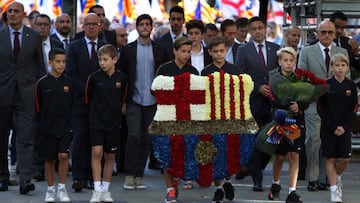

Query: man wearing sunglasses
298 19 348 192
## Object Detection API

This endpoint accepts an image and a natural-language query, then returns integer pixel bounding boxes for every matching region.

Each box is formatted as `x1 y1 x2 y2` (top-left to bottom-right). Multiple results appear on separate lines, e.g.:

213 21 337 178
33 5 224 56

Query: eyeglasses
84 22 101 27
170 17 183 22
319 30 334 35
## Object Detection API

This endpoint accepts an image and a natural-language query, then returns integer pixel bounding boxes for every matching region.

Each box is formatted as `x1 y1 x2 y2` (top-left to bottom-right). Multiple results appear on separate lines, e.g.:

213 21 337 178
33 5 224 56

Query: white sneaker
135 177 147 189
337 181 343 198
102 191 114 202
89 190 102 203
331 188 342 202
57 188 70 202
44 189 56 202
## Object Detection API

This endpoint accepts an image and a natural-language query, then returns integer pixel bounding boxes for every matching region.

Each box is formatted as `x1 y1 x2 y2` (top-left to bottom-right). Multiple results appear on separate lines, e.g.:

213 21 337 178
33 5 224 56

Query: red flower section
209 74 216 120
239 75 245 120
295 68 327 85
230 76 235 119
227 133 240 175
169 135 184 178
197 134 213 187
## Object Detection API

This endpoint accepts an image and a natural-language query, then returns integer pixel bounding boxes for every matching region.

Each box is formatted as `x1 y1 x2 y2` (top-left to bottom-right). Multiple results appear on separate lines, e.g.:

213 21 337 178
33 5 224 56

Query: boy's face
278 52 296 75
331 60 349 78
208 43 227 64
174 44 192 65
187 27 203 47
98 54 117 73
49 54 66 76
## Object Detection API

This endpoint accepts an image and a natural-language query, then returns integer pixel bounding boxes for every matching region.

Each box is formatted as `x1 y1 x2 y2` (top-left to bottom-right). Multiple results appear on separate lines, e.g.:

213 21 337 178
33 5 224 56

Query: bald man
50 13 73 51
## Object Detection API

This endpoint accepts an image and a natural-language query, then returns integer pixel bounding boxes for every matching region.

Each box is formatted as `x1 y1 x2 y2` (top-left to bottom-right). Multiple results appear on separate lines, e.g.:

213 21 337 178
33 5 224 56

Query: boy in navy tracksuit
35 48 72 202
85 44 127 202
317 53 358 203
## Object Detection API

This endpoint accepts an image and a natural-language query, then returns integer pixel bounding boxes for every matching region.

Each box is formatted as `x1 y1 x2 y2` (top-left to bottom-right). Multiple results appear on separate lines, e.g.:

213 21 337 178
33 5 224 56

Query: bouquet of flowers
270 68 329 104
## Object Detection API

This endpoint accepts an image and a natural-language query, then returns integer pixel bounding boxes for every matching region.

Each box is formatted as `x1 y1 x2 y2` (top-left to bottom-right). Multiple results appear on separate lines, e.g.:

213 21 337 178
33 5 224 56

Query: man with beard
118 14 170 191
51 13 72 52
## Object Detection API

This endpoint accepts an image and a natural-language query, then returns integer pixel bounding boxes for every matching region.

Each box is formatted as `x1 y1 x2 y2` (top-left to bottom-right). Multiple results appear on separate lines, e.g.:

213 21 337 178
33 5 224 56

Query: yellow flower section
241 74 254 120
213 72 221 119
224 73 231 119
233 76 241 119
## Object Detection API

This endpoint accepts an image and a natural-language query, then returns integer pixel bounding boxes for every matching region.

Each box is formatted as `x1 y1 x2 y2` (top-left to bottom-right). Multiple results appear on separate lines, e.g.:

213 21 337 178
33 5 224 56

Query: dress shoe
0 180 8 191
72 180 83 192
317 182 328 191
33 172 45 181
235 166 250 180
307 181 318 191
253 184 264 192
19 181 35 194
82 180 94 190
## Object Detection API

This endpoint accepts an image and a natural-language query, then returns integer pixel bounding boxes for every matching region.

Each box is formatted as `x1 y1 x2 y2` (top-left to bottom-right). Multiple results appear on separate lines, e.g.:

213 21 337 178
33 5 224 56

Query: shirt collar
43 37 50 46
55 31 69 42
85 36 98 44
318 42 332 51
9 25 24 34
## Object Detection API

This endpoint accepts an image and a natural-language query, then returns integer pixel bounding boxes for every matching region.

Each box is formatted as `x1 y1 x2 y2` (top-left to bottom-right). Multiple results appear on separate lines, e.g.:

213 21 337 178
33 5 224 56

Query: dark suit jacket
235 40 280 117
75 30 116 47
337 36 360 72
118 40 171 101
65 38 105 107
50 37 64 49
50 33 73 49
155 32 187 60
0 26 45 107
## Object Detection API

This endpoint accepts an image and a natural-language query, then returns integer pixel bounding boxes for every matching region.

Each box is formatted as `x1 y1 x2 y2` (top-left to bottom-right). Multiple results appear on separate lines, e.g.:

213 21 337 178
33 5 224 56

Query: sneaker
337 181 343 198
222 182 234 200
89 190 102 203
212 189 224 203
134 177 147 189
102 191 114 202
57 188 70 202
44 189 56 202
330 188 342 203
268 184 281 200
123 176 135 190
286 191 303 203
165 188 177 203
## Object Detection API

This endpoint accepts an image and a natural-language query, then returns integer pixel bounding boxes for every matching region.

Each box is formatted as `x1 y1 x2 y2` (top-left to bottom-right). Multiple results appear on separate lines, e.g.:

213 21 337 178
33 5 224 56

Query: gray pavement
1 158 360 203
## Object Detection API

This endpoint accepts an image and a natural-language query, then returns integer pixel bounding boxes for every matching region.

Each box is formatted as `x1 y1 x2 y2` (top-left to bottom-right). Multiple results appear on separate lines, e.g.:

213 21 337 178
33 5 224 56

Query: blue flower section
152 135 170 169
240 134 256 166
184 135 199 181
213 133 227 180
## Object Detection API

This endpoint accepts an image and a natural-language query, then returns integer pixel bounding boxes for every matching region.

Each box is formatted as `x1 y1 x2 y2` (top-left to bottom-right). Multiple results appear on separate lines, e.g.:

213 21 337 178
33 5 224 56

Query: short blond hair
276 46 297 60
330 53 349 67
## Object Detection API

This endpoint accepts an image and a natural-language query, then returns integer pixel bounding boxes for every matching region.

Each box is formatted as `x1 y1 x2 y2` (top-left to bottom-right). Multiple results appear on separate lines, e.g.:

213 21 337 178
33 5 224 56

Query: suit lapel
18 27 32 62
3 27 13 59
314 44 328 75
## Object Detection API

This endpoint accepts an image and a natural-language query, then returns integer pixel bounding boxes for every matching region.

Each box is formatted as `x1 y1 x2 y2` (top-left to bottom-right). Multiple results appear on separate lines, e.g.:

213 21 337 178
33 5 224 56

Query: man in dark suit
235 16 280 192
66 13 104 192
155 6 185 60
118 14 170 190
74 5 116 47
330 11 360 73
50 13 72 52
221 19 239 64
0 2 45 194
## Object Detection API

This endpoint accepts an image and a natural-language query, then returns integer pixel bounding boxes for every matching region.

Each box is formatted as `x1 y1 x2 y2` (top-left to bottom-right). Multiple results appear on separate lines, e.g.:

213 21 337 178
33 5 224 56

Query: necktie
90 41 96 64
324 48 330 72
63 39 69 51
258 44 266 71
13 31 20 61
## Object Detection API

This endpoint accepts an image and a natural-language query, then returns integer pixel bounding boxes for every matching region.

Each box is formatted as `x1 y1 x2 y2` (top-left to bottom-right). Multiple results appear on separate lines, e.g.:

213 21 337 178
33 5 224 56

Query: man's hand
334 126 345 136
259 85 270 97
348 39 359 56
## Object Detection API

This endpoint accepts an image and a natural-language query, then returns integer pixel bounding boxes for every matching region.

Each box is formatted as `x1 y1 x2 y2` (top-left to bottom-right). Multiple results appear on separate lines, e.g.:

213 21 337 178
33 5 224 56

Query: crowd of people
0 1 359 203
